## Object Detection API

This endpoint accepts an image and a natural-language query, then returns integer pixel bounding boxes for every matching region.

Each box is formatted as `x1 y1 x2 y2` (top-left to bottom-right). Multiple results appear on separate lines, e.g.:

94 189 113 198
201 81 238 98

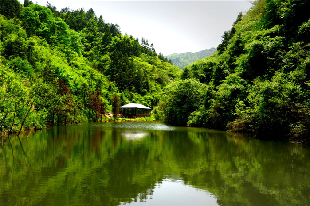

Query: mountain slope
166 48 216 69
0 1 180 134
160 0 310 140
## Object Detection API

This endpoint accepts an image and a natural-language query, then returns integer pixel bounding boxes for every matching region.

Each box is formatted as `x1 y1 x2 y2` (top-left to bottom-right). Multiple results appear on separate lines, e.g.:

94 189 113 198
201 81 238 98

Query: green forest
0 0 180 135
166 47 216 69
159 0 310 140
0 0 310 141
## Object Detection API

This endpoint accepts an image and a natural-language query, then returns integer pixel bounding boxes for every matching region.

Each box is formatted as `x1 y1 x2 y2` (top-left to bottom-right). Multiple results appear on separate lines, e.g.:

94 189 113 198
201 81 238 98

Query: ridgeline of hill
166 48 216 69
0 0 180 135
158 0 310 141
1 0 310 141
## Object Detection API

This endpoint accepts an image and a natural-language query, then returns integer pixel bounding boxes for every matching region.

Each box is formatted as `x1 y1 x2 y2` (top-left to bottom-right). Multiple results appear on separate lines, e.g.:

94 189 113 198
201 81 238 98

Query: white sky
20 0 253 55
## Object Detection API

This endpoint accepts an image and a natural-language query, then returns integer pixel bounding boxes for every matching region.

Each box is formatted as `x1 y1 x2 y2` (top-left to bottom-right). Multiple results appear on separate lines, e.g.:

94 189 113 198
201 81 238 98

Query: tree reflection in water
0 122 309 206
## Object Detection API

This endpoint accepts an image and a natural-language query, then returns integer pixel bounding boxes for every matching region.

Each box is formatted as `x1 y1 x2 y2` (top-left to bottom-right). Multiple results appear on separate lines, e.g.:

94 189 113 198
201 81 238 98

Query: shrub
160 79 207 126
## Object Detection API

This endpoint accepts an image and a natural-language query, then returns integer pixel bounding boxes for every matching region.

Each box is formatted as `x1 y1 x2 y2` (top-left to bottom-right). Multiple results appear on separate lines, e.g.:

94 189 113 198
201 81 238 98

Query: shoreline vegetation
0 1 180 137
0 117 155 137
1 0 310 143
158 0 310 142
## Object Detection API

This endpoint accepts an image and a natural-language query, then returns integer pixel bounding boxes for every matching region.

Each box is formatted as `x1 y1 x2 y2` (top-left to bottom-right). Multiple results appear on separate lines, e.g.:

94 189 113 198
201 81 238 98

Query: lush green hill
2 0 309 141
159 0 310 140
166 48 216 69
0 1 180 135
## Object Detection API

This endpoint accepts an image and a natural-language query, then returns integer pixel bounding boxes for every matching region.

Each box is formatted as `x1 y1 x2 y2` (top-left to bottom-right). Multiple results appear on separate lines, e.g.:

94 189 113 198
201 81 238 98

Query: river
0 121 309 205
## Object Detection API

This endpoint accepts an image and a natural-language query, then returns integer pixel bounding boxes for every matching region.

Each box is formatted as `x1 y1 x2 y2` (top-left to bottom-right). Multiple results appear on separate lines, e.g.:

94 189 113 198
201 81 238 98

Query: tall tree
0 0 21 19
24 0 29 7
112 93 120 120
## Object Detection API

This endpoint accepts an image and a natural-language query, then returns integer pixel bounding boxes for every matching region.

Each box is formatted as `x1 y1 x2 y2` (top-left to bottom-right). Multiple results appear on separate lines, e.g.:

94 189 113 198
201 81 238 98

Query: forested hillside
166 48 216 69
160 0 310 140
0 0 180 135
1 0 309 141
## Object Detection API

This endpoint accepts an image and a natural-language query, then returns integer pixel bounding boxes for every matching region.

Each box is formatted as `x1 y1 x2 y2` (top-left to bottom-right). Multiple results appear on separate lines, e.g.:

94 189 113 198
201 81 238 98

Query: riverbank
0 116 156 138
289 136 310 145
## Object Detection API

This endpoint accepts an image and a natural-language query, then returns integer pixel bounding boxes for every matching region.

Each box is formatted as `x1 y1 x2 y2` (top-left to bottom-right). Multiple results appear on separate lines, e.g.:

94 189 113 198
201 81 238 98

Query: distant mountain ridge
166 48 216 69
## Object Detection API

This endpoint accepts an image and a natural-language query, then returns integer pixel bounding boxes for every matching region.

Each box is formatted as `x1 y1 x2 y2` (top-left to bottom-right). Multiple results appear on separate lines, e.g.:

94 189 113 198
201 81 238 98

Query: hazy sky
22 0 253 55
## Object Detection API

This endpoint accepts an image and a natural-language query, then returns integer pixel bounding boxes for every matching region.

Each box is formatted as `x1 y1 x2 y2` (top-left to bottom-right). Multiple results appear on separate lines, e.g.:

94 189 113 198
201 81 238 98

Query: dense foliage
161 79 207 125
0 1 180 135
2 0 309 140
160 0 310 140
166 47 216 69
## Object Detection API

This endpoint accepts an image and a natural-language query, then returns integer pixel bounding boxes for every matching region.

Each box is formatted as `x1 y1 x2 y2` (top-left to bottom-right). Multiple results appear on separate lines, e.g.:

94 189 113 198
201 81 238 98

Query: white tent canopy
119 103 151 109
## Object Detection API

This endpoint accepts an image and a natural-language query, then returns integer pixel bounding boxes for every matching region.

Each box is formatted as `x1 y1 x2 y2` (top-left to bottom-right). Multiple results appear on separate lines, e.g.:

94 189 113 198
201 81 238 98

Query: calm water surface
1 122 310 205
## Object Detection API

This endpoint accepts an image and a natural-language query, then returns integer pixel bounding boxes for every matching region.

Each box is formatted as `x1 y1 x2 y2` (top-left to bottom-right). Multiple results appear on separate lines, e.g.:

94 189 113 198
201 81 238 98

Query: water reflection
123 178 218 206
122 131 149 140
0 122 309 206
100 121 176 131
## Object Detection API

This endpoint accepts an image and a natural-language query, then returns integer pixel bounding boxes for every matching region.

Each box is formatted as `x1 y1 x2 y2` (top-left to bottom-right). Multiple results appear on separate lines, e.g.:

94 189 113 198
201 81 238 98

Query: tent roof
119 103 151 109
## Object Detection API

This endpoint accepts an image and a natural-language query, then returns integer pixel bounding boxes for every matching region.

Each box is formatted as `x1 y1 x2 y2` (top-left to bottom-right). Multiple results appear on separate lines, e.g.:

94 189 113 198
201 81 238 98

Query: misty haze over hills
166 48 216 69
